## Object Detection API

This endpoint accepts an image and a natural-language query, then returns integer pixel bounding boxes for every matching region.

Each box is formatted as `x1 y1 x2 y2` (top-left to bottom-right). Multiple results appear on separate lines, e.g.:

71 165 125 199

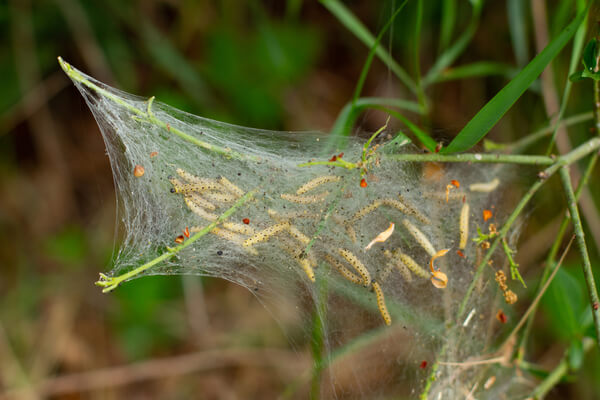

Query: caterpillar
296 175 341 195
339 248 371 286
281 192 329 204
287 224 311 246
396 252 430 279
402 219 437 257
217 175 245 198
243 222 290 247
469 178 500 192
202 191 238 203
372 281 392 326
187 193 216 211
459 202 470 249
190 226 258 255
383 250 413 282
324 254 363 285
222 222 255 235
184 196 218 221
396 195 431 225
174 169 221 192
268 208 321 221
349 200 383 223
278 237 316 282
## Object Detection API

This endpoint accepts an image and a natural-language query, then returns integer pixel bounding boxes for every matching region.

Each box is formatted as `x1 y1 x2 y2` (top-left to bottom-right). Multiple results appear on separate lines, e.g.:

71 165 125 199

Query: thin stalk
310 276 328 400
484 111 593 153
319 0 417 94
559 166 600 347
95 190 256 292
529 337 595 399
458 137 600 318
517 152 598 361
385 153 554 165
413 0 427 111
58 57 255 162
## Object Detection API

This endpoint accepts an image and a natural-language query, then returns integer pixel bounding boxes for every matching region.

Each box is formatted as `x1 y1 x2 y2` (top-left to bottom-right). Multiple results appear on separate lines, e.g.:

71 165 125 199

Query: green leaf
542 268 585 340
582 38 599 72
568 340 584 370
320 0 417 94
442 8 587 154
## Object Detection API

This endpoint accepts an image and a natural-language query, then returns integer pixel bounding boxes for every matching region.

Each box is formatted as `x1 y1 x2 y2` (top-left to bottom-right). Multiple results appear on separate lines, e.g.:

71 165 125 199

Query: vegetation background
1 0 599 398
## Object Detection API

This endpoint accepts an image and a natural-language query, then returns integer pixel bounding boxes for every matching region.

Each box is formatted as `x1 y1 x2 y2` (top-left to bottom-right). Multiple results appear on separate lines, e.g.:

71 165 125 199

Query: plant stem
385 152 555 165
95 190 256 292
529 337 595 399
517 151 598 362
559 166 600 347
58 57 255 162
457 137 600 318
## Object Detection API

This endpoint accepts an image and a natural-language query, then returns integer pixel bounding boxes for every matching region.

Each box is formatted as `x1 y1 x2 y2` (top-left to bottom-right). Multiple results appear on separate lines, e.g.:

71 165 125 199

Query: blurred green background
1 0 599 398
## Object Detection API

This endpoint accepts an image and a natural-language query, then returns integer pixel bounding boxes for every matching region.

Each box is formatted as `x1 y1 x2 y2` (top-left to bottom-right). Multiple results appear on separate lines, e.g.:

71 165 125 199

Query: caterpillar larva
396 252 430 279
372 281 392 326
296 175 341 195
217 176 245 197
281 192 329 204
202 191 238 203
184 196 218 221
349 200 382 223
278 237 316 282
187 193 216 211
469 178 500 192
383 250 412 282
402 219 437 257
287 224 311 246
243 222 290 247
324 254 363 285
191 226 258 255
222 222 255 235
459 202 470 249
345 224 357 243
339 248 371 286
268 208 321 221
173 169 221 192
395 195 431 225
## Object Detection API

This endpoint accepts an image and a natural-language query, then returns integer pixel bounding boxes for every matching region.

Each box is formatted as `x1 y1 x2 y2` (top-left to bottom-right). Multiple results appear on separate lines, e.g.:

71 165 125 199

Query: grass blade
320 0 417 94
507 0 530 67
430 61 515 83
442 8 587 154
439 0 457 53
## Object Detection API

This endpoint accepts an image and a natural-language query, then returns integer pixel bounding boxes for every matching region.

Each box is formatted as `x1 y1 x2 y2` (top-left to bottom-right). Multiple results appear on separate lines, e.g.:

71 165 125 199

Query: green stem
488 112 593 153
385 152 555 165
297 158 358 170
517 152 598 362
457 137 600 318
559 166 600 348
529 337 595 399
58 57 255 162
95 190 256 292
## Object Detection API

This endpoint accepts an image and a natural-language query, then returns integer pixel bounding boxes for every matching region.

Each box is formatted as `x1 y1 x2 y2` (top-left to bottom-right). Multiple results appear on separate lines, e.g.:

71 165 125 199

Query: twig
559 166 600 347
385 152 555 165
95 190 256 292
529 337 595 399
0 348 306 399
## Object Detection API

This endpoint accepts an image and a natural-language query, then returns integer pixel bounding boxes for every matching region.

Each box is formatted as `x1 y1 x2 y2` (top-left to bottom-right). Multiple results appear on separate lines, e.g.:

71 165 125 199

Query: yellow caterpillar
217 175 245 198
395 195 431 225
396 252 430 279
383 250 413 282
459 202 470 249
372 281 391 326
173 169 221 192
281 192 329 204
243 222 290 247
469 178 500 192
191 226 258 255
324 254 363 285
184 196 218 221
339 248 371 286
287 224 311 246
187 193 216 211
349 200 383 223
296 175 341 195
402 219 437 257
202 191 238 203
